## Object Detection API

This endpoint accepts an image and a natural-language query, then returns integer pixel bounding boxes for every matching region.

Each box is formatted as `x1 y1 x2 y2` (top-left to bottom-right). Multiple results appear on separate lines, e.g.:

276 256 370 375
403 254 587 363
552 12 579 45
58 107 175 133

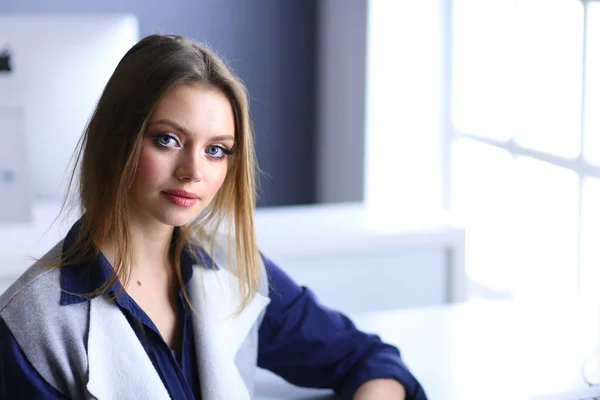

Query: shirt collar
59 219 215 306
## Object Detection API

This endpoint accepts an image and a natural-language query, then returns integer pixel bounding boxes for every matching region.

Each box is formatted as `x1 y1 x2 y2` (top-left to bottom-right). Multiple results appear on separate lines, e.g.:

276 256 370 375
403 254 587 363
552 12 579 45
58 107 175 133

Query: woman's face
129 82 235 228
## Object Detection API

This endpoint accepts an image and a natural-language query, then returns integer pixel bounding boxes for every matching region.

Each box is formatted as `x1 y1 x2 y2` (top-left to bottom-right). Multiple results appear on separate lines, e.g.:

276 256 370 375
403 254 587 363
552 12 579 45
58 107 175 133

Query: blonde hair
57 35 261 311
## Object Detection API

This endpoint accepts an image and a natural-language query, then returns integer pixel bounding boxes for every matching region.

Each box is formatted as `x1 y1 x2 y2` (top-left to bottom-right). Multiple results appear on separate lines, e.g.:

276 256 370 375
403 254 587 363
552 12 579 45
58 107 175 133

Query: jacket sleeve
257 255 428 400
0 318 69 399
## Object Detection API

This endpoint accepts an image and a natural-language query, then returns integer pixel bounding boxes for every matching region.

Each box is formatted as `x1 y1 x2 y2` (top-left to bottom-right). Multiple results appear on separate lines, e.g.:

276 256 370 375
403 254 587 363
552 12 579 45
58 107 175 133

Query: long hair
57 34 261 311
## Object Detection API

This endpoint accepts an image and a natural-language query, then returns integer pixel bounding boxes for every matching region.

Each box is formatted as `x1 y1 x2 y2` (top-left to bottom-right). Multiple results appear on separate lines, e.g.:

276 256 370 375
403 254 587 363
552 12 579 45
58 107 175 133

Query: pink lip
163 189 198 199
161 189 199 207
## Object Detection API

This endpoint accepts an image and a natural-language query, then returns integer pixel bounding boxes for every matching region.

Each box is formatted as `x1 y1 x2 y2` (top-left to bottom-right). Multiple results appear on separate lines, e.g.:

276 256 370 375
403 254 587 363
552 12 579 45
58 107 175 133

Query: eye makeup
152 133 182 149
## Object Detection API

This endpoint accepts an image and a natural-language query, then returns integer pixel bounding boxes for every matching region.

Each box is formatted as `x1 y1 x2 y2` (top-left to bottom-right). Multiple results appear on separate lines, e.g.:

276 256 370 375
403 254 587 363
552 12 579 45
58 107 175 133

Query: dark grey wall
0 0 318 207
317 0 367 203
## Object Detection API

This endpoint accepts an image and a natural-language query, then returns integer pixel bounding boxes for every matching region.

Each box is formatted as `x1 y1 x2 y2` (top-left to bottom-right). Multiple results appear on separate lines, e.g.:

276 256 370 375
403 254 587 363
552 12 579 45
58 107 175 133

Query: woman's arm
257 255 427 400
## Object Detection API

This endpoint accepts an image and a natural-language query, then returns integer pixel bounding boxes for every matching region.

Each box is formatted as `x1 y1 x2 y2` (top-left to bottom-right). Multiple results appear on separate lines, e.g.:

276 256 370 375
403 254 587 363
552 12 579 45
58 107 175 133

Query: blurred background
1 0 598 315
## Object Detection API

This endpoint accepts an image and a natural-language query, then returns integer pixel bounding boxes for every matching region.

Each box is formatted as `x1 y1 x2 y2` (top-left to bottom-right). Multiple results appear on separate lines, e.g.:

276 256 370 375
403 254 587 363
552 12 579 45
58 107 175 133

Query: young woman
0 35 427 400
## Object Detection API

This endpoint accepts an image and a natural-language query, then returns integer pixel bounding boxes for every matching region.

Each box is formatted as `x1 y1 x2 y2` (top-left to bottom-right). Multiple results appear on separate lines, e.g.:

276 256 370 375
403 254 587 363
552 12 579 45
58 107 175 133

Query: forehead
151 82 235 138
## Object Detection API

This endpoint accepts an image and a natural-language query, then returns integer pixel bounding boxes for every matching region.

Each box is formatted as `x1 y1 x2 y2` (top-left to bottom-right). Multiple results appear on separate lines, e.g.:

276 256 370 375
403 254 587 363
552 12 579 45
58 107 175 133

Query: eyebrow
150 118 235 142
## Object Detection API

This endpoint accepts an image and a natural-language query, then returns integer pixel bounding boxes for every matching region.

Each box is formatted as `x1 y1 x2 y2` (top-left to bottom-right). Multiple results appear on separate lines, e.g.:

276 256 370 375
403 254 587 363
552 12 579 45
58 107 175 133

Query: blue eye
153 134 180 149
206 145 231 160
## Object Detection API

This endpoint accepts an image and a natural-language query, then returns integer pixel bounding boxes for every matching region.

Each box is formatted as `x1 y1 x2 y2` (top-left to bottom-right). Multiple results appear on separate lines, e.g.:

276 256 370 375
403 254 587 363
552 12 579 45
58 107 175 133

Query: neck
130 222 174 269
100 217 176 279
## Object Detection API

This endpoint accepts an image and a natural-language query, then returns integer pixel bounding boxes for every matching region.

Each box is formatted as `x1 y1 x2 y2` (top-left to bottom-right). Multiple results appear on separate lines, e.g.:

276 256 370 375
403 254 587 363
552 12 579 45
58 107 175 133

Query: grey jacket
0 241 270 400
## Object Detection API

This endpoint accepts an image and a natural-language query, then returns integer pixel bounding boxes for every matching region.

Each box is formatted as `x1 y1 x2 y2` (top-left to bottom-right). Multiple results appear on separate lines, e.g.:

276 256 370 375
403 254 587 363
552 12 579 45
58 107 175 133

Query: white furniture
255 299 600 400
0 202 466 314
254 202 466 313
0 107 30 223
0 14 138 201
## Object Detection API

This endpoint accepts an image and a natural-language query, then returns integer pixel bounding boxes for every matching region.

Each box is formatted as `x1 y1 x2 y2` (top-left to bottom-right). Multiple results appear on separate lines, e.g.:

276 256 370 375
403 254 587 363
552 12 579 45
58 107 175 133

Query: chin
157 212 197 227
155 205 205 227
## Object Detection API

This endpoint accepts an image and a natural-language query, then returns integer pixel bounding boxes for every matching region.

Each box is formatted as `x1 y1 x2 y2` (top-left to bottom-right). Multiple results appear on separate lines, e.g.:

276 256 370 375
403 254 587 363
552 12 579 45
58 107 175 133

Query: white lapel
86 295 171 400
188 266 270 400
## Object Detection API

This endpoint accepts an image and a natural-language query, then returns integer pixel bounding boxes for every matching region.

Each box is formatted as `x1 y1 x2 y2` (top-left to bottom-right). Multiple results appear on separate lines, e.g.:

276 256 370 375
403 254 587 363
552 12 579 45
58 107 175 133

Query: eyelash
206 144 234 160
151 133 234 160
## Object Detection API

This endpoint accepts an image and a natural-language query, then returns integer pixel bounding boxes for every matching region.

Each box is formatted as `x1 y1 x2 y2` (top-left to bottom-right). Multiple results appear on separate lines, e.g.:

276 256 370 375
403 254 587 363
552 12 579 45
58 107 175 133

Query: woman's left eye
206 145 229 159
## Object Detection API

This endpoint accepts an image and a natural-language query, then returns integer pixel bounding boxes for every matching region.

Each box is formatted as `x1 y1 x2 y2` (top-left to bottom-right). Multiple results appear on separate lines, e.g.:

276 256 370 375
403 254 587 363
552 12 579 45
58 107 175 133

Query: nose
176 150 204 182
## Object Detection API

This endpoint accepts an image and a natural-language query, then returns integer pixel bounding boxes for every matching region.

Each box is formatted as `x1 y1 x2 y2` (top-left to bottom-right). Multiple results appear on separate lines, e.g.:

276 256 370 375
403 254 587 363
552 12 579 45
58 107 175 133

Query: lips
162 189 198 199
161 189 199 207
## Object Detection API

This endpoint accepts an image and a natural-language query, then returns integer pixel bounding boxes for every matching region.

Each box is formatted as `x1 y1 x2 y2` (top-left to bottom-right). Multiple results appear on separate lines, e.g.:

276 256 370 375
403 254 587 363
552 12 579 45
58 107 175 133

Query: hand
352 378 406 399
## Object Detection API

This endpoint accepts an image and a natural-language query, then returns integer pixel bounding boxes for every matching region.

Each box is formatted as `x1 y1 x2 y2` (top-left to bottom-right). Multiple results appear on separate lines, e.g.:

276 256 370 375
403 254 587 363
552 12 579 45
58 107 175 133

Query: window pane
452 0 583 156
509 157 579 299
451 138 515 289
452 0 515 141
452 140 580 299
452 139 580 299
583 3 600 165
513 0 583 158
581 177 600 300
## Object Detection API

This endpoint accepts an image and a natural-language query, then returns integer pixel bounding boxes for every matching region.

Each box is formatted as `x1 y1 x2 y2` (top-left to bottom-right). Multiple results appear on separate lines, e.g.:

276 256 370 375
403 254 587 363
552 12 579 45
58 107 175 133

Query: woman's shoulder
0 240 90 399
189 234 269 296
0 238 88 346
0 241 66 316
190 233 238 270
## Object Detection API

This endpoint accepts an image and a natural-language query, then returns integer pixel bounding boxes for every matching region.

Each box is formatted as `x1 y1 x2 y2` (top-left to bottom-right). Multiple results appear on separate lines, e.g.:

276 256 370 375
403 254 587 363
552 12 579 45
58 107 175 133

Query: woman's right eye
152 134 181 149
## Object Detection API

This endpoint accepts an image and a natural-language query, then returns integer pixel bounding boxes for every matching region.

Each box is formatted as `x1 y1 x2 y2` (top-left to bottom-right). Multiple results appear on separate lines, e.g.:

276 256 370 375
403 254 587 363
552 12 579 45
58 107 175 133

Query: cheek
133 147 165 188
208 162 229 192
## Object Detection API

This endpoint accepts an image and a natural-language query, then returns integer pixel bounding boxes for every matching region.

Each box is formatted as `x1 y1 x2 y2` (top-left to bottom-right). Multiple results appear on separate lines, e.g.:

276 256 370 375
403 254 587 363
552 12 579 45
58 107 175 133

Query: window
450 0 600 300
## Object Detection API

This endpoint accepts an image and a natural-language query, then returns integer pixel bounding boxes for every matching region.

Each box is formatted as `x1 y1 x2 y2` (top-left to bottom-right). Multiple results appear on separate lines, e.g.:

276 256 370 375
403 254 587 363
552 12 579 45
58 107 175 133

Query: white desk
255 300 600 400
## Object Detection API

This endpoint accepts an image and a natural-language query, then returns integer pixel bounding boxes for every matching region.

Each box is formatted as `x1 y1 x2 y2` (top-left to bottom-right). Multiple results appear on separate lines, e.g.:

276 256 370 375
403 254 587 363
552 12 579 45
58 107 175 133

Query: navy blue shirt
0 223 427 399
